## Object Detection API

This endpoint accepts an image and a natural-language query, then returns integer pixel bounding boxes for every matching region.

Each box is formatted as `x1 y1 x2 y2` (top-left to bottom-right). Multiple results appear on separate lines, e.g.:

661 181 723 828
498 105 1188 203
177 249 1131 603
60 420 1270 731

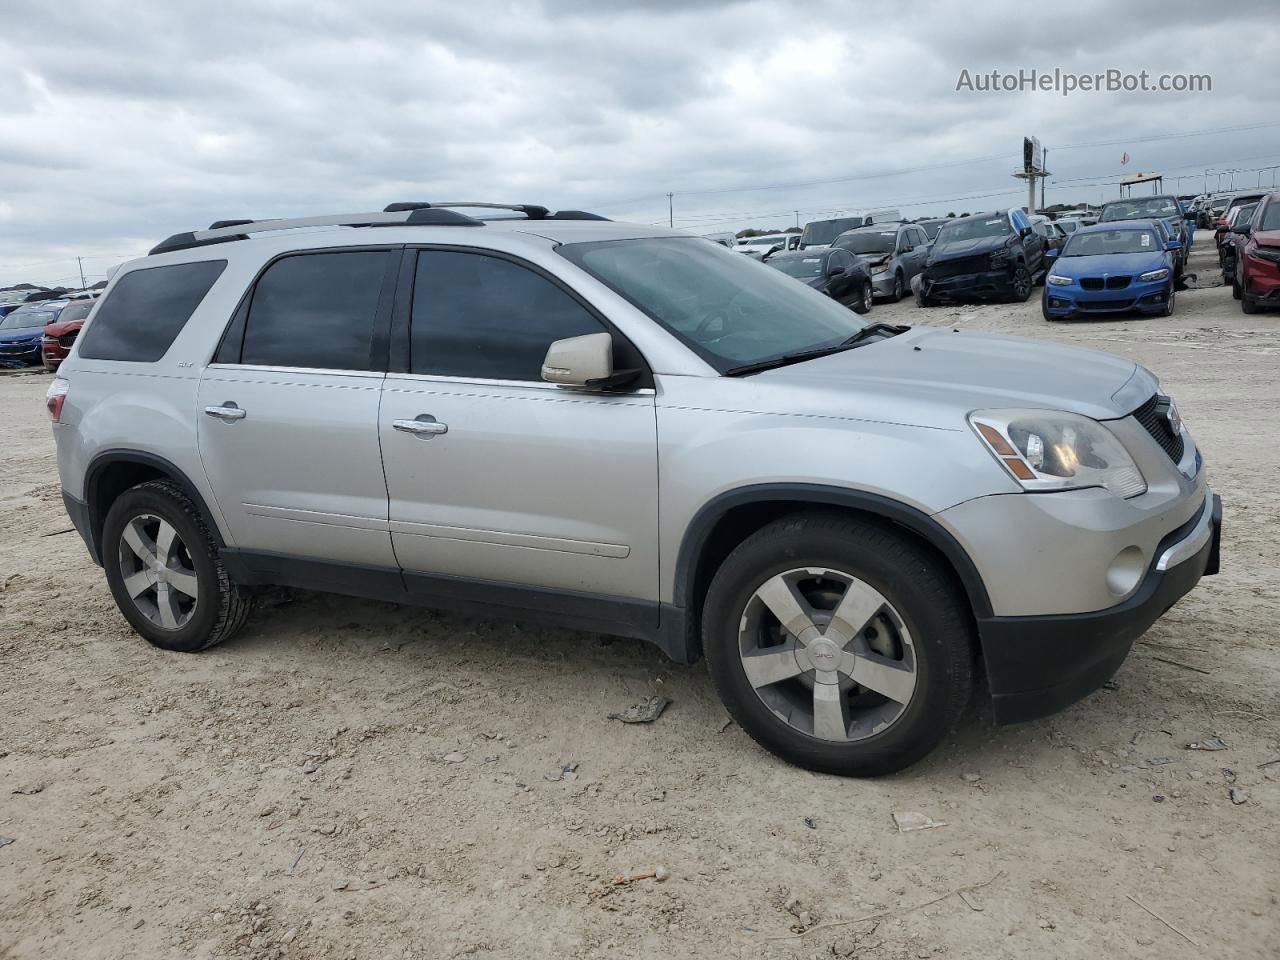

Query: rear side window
410 251 605 381
77 260 226 362
240 251 388 370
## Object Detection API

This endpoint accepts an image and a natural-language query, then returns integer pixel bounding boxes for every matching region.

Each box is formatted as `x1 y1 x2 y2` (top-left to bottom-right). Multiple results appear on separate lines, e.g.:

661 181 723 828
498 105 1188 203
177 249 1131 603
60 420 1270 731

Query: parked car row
1225 192 1280 314
0 291 99 370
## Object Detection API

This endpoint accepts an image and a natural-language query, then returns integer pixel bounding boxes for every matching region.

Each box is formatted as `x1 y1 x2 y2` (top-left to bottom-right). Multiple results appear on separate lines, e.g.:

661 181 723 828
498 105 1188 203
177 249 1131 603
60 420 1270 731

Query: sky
2 0 1278 287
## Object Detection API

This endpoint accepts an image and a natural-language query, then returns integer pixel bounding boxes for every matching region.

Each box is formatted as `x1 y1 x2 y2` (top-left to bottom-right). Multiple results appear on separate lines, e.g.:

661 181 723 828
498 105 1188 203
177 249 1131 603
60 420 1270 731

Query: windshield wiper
839 321 911 347
724 323 911 377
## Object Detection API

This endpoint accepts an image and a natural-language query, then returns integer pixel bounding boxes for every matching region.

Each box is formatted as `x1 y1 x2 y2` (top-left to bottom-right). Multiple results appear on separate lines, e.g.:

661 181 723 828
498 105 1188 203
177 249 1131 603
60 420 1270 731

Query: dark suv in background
915 209 1044 306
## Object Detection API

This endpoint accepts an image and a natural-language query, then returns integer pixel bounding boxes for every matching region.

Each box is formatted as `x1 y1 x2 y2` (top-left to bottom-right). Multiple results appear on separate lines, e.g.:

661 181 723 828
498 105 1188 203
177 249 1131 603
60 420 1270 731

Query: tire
1041 289 1057 321
1009 265 1033 302
701 512 975 776
1231 276 1243 300
1241 293 1260 315
1163 284 1176 317
853 282 873 315
913 274 934 308
102 479 252 652
891 272 904 301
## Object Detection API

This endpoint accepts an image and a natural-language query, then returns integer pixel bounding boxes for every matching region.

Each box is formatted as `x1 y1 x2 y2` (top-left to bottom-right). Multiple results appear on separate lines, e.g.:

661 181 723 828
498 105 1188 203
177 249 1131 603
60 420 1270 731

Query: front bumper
922 267 1015 301
979 491 1221 724
870 271 895 296
1043 279 1171 316
0 340 41 364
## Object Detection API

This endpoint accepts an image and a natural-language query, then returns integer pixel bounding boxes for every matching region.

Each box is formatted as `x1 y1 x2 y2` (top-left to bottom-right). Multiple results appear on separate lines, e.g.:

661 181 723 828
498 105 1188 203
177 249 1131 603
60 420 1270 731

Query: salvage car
1099 196 1190 276
42 297 97 371
766 247 874 314
832 222 929 301
1219 202 1259 285
1232 191 1280 313
46 201 1220 776
1042 222 1180 321
915 209 1044 306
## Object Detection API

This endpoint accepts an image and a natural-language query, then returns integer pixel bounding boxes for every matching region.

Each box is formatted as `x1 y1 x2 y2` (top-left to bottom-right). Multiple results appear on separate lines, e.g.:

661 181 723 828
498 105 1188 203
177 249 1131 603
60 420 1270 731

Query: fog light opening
1106 546 1145 597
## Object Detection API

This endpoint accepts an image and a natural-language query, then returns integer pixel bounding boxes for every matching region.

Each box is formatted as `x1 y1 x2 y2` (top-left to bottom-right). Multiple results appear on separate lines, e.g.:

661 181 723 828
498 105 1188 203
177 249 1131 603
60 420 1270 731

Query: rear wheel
702 512 975 776
103 480 251 652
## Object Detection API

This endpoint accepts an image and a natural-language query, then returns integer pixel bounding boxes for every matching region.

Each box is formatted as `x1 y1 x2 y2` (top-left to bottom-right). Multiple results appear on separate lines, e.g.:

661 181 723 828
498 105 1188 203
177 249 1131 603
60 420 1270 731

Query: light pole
666 193 673 228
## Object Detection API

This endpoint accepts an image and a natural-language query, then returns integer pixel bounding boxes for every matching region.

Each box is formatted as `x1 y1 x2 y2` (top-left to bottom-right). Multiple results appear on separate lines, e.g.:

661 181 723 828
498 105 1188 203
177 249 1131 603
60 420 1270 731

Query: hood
800 276 827 290
0 324 44 341
928 235 1007 262
732 328 1154 428
44 318 85 337
1050 250 1167 277
852 253 890 269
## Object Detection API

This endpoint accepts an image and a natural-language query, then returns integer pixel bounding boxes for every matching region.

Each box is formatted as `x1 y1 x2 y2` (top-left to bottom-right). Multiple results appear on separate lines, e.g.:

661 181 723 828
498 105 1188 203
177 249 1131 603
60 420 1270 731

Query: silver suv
47 201 1221 776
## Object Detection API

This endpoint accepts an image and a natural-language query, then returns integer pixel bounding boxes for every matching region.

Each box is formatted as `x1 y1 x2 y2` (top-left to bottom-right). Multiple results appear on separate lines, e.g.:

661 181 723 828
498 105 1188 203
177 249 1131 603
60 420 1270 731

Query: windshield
0 305 61 329
935 216 1011 244
560 237 865 373
1062 229 1161 257
1261 202 1280 231
1101 197 1179 221
800 217 861 247
741 235 785 246
58 300 95 324
919 220 946 240
833 230 896 255
769 256 826 279
1229 204 1257 225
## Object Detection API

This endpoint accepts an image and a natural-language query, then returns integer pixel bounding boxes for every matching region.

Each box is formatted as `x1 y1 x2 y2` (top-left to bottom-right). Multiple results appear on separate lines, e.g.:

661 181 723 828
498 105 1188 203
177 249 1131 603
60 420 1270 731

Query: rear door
197 247 400 568
379 247 660 609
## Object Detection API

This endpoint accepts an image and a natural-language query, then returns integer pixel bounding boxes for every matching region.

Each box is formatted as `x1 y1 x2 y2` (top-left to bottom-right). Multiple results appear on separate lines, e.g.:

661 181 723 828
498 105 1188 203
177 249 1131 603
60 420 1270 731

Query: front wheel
1232 276 1243 300
891 272 904 301
102 479 252 652
1041 289 1058 321
853 282 874 315
1009 265 1033 302
1241 292 1261 314
702 513 975 776
1163 284 1176 317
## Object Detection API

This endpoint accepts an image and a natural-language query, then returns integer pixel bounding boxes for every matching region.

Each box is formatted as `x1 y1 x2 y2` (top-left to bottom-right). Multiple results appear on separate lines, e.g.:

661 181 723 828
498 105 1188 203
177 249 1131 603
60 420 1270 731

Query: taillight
46 378 69 422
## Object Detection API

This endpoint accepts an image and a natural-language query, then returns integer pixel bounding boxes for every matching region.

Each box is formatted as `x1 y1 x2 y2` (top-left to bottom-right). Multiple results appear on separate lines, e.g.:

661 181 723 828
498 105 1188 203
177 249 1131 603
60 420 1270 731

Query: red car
1234 192 1280 314
41 298 96 371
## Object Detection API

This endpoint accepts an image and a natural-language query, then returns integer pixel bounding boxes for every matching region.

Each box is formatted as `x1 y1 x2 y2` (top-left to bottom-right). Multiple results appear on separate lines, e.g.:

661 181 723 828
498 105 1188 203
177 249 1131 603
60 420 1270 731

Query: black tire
1009 265 1033 302
702 512 975 776
1163 284 1176 317
853 282 874 315
1232 276 1243 300
913 275 934 308
103 479 251 652
1041 289 1057 321
1241 292 1260 315
891 272 904 301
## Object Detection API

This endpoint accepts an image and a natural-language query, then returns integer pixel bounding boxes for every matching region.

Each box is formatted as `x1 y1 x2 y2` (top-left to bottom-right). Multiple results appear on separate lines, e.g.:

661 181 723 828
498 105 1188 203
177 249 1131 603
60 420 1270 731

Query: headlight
870 262 889 275
1139 268 1169 282
969 409 1147 497
1046 273 1071 286
989 249 1011 268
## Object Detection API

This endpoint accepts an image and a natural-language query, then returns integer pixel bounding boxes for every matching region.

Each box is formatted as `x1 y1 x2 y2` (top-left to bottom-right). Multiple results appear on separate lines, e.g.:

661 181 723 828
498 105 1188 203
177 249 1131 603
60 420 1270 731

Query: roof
1072 220 1163 234
767 248 831 261
145 203 683 258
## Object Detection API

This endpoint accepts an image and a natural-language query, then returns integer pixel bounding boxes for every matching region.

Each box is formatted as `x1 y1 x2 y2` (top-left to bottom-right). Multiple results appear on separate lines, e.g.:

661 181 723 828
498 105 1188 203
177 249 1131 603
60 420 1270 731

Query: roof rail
149 202 610 256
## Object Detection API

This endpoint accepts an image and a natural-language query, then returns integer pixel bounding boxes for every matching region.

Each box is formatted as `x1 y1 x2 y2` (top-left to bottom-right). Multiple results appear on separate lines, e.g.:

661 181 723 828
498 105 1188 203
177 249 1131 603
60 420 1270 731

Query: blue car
1042 222 1180 321
0 300 67 367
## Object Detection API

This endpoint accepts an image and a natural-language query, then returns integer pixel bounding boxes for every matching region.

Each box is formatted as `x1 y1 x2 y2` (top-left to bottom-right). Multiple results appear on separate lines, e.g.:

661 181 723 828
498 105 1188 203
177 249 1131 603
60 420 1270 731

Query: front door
378 248 660 609
198 248 399 569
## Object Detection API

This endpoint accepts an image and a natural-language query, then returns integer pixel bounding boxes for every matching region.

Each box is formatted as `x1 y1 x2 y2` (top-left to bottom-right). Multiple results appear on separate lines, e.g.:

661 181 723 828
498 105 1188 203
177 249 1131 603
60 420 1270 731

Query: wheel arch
669 484 993 661
84 450 226 564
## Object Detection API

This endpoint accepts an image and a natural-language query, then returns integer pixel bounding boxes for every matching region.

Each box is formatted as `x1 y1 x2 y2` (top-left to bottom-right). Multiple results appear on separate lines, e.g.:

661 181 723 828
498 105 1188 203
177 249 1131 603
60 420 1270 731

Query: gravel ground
1 234 1277 960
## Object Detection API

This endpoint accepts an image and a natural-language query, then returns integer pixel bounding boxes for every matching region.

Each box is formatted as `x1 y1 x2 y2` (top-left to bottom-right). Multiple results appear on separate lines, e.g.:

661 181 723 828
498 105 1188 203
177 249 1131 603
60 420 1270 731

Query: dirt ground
2 234 1277 960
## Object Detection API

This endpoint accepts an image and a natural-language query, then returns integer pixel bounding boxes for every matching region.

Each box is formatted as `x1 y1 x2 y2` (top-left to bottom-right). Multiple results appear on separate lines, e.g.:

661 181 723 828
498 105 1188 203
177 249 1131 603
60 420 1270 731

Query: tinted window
58 300 96 324
411 251 605 381
78 261 225 362
241 251 386 370
1261 201 1280 232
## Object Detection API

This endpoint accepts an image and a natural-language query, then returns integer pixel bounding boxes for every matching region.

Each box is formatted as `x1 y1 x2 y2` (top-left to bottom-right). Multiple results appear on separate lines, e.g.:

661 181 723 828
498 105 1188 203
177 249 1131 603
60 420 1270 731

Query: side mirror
1020 226 1032 237
1166 238 1184 249
541 332 613 388
1044 247 1059 258
1231 224 1250 236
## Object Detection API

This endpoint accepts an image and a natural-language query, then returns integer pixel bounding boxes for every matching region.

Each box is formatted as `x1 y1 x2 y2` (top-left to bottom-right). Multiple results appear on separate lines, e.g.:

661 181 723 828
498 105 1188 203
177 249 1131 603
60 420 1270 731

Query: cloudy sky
2 0 1278 286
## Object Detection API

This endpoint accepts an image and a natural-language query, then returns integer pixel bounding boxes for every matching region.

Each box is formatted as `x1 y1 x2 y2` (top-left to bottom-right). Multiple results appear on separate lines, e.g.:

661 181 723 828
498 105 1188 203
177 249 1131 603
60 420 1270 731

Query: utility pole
1204 168 1209 193
666 193 673 228
1040 149 1047 209
76 256 86 289
794 210 800 229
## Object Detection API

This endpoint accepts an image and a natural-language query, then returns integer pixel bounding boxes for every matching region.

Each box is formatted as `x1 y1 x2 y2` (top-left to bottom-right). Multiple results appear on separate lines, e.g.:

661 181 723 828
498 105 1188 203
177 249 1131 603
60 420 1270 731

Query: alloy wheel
737 567 917 742
117 513 200 630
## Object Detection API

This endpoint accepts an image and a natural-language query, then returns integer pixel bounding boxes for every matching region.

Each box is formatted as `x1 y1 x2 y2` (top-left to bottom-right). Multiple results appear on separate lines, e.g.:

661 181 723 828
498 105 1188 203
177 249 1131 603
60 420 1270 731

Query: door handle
393 415 448 438
204 403 246 421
